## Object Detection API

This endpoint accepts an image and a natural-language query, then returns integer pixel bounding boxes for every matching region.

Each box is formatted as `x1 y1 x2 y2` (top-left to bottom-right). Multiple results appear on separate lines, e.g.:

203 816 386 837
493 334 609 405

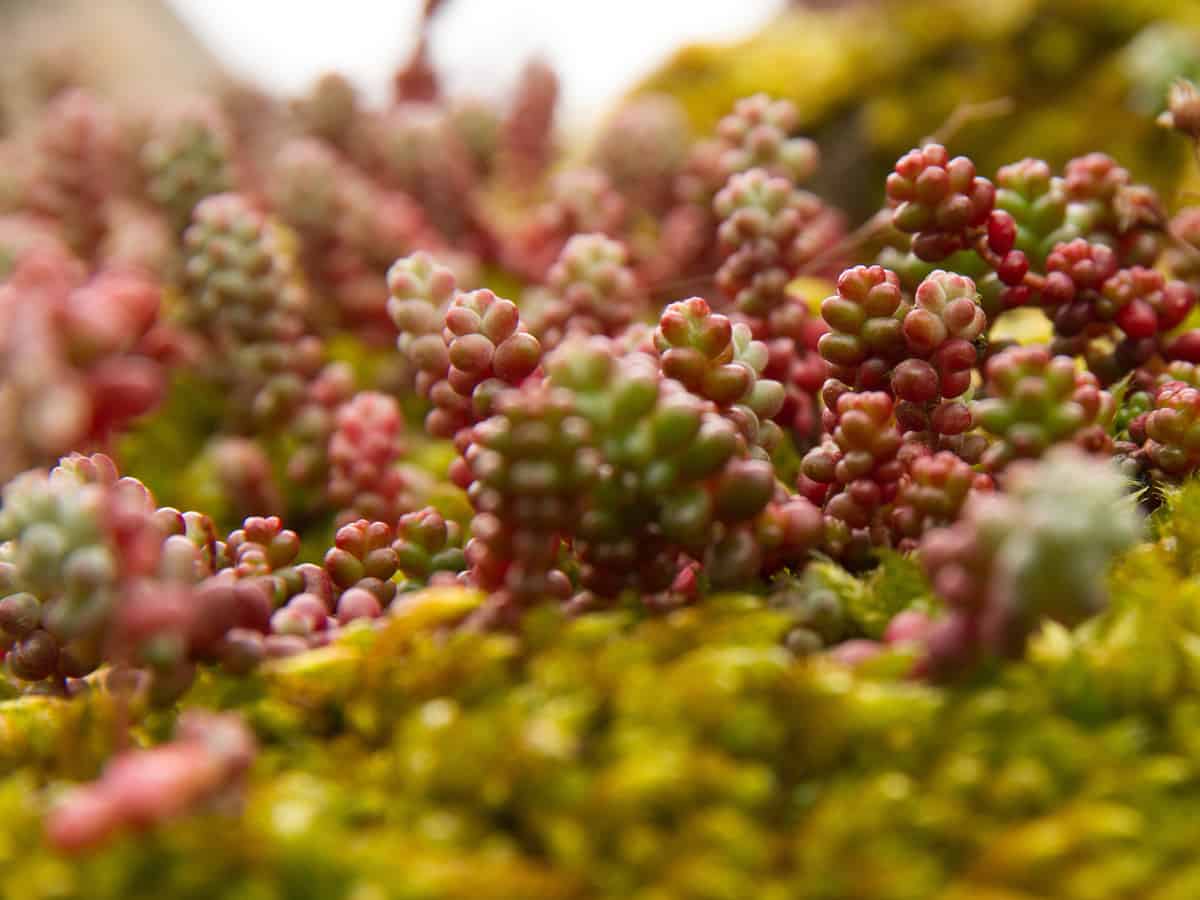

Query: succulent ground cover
4 2 1200 896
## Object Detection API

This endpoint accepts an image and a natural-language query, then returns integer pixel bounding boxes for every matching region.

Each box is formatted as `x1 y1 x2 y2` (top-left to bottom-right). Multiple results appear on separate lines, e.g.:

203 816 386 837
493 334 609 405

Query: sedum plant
1 10 1200 896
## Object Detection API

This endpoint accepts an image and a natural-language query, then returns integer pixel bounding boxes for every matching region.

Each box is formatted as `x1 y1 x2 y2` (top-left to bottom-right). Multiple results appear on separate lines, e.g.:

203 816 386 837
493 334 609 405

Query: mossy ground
0 484 1198 898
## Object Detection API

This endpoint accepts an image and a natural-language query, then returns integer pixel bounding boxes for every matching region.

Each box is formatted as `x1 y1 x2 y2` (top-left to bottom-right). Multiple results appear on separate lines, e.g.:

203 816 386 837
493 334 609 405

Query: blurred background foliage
634 0 1200 219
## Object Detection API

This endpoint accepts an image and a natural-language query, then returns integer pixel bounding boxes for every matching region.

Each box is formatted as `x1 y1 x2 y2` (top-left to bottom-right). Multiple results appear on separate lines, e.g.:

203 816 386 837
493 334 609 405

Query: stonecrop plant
7 1 1200 896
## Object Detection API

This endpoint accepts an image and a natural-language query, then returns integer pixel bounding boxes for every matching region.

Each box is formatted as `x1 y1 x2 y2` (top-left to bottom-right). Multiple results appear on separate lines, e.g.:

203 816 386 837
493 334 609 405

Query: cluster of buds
457 383 589 616
181 194 305 345
141 99 235 233
269 137 367 277
1131 380 1200 481
890 270 986 442
972 345 1114 470
387 251 459 359
1045 240 1193 381
545 339 784 596
1062 153 1164 266
800 391 905 560
326 391 411 525
714 168 844 317
683 94 819 203
1047 153 1165 268
220 515 301 588
652 297 784 454
899 272 986 394
528 233 644 350
804 268 993 555
205 515 308 623
990 157 1074 268
644 94 826 297
409 280 542 440
818 265 909 391
887 143 997 262
0 455 251 694
359 103 486 253
46 712 255 853
323 518 400 613
392 507 466 589
270 139 367 319
0 459 133 685
1096 267 1192 378
890 450 993 551
180 193 321 431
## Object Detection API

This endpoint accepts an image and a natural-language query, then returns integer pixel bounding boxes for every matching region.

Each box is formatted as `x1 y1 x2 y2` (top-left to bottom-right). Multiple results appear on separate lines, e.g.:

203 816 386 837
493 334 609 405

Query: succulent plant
528 233 644 349
422 288 543 439
1139 379 1200 479
327 391 411 524
916 448 1140 676
1 21 1200 892
887 143 996 261
392 507 466 587
714 167 844 317
818 264 908 391
180 192 320 430
972 345 1114 469
506 168 628 281
460 382 589 614
653 296 784 453
684 93 819 202
142 100 235 233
